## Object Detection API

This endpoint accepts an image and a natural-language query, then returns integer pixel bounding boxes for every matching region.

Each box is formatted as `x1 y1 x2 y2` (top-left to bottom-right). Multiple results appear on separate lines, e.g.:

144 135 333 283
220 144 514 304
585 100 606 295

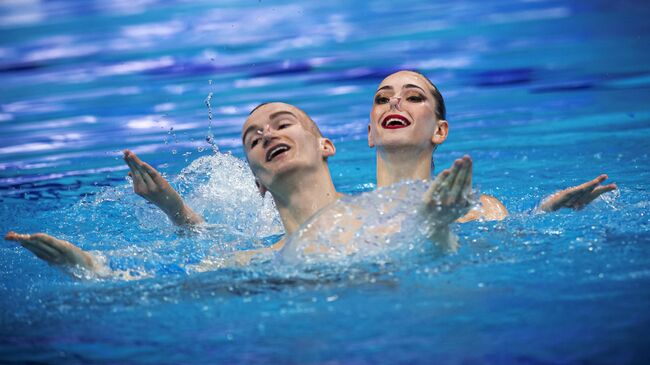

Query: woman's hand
420 155 474 226
537 174 617 212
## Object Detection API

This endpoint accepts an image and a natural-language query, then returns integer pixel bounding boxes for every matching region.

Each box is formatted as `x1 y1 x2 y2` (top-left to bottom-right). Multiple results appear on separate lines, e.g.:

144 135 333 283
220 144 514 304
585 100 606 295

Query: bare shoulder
478 194 508 220
457 194 508 223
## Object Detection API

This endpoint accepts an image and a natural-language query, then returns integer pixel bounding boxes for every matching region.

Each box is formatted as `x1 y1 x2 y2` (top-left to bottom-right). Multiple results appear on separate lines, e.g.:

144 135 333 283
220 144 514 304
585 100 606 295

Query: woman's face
369 71 446 151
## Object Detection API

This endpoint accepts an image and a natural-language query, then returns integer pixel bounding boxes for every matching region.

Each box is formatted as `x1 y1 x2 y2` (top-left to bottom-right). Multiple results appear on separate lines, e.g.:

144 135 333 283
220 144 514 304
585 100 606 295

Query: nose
261 124 275 145
389 96 402 110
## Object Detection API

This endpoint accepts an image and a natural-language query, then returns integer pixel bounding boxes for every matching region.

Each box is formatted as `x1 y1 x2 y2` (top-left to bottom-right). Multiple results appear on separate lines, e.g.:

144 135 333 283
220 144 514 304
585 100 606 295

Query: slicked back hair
248 102 323 138
396 70 446 121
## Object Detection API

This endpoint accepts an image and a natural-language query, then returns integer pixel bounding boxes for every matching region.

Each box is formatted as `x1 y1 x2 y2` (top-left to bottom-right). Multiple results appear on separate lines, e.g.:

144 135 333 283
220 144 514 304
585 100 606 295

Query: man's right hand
123 150 204 226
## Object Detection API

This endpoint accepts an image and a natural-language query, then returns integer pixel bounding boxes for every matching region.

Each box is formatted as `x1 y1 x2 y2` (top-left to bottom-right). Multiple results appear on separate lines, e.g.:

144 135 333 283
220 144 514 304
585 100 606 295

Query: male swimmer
6 102 470 276
368 70 617 217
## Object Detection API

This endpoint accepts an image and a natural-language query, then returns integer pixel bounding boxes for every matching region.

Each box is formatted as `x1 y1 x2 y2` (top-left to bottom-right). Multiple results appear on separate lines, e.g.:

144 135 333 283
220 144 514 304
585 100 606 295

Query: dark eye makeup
407 95 425 102
374 95 389 104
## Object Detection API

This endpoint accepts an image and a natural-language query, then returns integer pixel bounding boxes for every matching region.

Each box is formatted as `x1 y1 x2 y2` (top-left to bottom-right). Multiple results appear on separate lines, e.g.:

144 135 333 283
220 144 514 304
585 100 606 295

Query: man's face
369 71 443 150
242 103 325 190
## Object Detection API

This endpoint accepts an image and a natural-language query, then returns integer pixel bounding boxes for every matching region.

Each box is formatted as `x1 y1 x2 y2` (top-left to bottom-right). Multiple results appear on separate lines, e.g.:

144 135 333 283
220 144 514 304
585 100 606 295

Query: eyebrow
242 110 297 144
375 84 427 93
242 124 259 145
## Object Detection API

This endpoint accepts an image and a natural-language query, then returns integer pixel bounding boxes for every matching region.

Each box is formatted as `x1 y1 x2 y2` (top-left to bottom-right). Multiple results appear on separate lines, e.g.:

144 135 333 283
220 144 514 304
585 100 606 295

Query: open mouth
266 143 291 162
381 114 411 129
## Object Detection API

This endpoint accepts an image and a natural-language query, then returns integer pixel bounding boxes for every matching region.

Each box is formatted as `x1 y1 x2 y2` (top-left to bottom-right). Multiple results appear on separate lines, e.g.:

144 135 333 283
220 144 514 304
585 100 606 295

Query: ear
254 179 268 197
367 124 375 148
320 137 336 158
432 119 448 145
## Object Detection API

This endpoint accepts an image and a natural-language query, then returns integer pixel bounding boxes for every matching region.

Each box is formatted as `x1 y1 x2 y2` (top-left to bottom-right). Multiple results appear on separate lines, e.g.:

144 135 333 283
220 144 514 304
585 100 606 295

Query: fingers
553 175 606 209
438 159 462 204
575 174 608 193
31 233 73 254
433 169 450 189
570 175 616 207
425 168 450 204
123 151 144 182
5 232 60 263
443 155 472 205
426 156 472 207
449 156 472 203
550 174 616 210
460 156 473 201
448 160 466 200
129 152 159 177
124 150 157 191
576 183 618 208
131 151 163 187
24 238 61 262
5 231 28 241
592 183 617 196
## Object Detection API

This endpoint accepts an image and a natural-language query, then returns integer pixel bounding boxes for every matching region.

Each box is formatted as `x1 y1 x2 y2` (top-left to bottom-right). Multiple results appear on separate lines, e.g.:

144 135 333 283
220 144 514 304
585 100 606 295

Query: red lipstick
381 114 411 129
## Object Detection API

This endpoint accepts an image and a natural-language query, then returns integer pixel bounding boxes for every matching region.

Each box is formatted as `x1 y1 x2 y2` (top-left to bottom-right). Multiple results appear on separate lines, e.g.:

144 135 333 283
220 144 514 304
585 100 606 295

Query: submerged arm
189 239 286 272
123 150 204 226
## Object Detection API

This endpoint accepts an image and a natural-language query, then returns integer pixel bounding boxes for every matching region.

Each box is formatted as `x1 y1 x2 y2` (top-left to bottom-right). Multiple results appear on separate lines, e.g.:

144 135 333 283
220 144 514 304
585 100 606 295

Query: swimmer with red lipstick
5 102 469 276
368 70 616 219
7 74 614 274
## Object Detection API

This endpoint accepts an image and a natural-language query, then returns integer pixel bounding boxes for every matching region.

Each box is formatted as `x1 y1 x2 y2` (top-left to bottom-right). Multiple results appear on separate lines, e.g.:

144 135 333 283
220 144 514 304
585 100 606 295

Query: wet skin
5 102 472 275
368 70 615 218
369 70 507 221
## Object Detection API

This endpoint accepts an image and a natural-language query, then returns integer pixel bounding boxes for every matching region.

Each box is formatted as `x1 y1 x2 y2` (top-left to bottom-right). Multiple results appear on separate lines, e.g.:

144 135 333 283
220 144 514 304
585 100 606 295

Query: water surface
1 1 650 364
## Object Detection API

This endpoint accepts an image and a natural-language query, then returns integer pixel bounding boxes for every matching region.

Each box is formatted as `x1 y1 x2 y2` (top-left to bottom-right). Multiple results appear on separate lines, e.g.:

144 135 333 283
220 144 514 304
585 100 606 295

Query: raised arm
123 150 204 226
5 231 106 277
537 174 617 212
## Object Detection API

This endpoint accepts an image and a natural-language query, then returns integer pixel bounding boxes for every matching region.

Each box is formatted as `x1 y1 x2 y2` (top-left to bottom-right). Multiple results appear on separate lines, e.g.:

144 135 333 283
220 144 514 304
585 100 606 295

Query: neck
375 146 434 187
270 165 339 235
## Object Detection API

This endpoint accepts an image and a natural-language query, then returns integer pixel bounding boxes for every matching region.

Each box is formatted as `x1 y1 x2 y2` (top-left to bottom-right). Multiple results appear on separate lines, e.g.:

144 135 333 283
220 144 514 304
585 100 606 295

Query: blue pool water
1 0 650 363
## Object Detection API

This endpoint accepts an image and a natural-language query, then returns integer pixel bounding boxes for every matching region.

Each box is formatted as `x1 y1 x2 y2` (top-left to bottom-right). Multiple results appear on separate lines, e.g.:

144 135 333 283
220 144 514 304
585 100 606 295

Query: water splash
52 152 282 279
203 80 218 153
279 180 461 266
173 153 282 240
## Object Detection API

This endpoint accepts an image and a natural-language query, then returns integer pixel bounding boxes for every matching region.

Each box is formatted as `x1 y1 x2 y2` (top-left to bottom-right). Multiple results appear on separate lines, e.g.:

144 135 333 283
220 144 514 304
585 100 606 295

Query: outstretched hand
537 174 617 212
124 150 183 211
5 231 96 271
123 150 203 226
420 155 474 226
